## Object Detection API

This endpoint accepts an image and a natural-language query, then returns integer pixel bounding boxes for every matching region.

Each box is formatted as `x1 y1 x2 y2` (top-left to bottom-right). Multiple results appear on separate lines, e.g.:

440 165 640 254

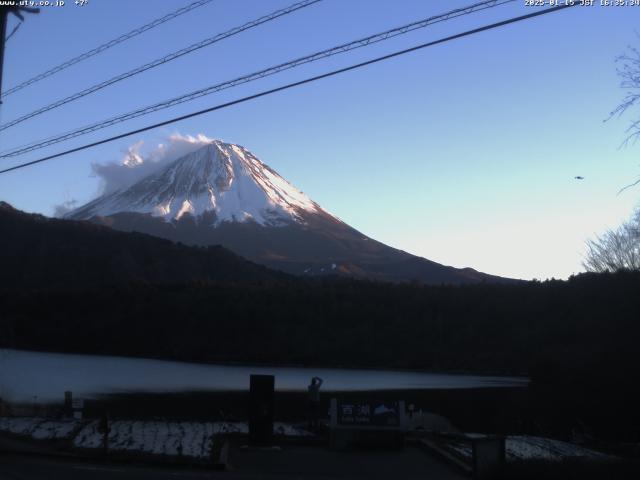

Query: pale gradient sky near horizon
0 0 639 280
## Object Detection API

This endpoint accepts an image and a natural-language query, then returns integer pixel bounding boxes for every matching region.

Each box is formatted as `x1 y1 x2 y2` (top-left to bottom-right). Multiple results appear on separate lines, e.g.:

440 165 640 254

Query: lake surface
0 349 528 403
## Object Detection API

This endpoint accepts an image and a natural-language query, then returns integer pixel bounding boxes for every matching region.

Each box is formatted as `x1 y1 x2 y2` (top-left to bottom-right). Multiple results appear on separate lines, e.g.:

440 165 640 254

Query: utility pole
0 8 8 101
0 6 39 102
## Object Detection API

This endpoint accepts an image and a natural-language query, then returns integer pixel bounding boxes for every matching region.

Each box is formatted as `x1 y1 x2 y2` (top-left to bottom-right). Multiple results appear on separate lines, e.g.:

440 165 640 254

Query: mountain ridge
68 139 515 285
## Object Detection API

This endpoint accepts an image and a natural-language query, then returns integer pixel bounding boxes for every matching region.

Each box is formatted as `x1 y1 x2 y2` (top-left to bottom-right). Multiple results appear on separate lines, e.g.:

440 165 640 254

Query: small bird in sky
574 176 584 180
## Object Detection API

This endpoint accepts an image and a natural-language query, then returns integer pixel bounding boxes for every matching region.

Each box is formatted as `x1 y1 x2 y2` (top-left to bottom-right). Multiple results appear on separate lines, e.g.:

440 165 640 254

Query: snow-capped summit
68 137 512 285
69 140 327 226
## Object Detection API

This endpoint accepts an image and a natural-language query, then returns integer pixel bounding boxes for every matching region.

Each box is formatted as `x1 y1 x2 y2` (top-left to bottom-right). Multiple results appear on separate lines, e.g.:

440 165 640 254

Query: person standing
307 376 323 431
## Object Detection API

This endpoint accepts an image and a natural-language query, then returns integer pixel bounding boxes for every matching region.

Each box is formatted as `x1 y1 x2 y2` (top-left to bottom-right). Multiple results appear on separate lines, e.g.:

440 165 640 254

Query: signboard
72 398 84 419
336 400 400 427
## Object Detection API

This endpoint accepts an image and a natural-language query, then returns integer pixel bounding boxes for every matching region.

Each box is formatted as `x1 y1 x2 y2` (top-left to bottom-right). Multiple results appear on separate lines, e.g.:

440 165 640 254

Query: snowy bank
0 417 312 460
445 434 609 463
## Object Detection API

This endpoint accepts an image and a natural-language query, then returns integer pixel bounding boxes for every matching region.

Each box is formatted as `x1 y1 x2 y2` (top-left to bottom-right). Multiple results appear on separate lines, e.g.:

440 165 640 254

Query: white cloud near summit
91 133 215 195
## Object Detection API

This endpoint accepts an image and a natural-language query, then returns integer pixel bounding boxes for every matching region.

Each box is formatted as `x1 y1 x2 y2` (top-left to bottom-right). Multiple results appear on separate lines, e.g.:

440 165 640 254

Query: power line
0 0 511 152
0 4 577 176
0 0 216 99
0 0 321 132
0 0 515 157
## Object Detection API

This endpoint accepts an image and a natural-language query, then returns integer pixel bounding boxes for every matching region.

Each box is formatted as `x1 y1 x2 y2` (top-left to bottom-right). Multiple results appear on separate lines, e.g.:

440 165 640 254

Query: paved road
233 445 467 479
0 454 219 480
0 447 466 479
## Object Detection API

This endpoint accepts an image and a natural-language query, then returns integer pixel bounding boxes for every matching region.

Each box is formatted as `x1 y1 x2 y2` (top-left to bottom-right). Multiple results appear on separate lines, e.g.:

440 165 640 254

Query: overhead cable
1 0 217 99
0 0 321 132
0 0 515 156
0 4 578 175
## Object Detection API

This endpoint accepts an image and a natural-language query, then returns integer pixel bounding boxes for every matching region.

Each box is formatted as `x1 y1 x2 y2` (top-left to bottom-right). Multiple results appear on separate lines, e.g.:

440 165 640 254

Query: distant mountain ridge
68 139 513 285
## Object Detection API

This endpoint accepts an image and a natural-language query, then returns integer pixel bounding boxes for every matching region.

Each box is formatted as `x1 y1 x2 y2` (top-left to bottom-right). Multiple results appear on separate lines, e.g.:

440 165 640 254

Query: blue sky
0 0 638 280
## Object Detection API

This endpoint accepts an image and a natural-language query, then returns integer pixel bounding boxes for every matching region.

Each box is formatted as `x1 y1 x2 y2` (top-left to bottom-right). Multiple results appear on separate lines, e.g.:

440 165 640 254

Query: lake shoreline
0 347 530 377
0 348 528 405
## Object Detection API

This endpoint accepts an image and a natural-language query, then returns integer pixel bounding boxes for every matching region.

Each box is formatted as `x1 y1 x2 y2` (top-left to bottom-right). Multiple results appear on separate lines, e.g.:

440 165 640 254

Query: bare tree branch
607 37 640 150
583 209 640 272
617 176 640 195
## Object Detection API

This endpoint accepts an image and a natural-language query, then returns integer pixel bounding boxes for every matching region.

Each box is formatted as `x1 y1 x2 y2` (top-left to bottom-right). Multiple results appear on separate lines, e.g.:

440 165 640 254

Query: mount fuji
68 139 508 284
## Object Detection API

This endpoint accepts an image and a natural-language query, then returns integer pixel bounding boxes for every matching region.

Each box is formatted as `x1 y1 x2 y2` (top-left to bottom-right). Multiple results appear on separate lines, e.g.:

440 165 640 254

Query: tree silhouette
609 42 640 193
584 208 640 272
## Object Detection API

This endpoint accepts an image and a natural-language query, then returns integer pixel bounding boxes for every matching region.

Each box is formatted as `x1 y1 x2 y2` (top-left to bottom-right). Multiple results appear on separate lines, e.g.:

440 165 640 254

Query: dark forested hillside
3 272 638 373
0 202 285 288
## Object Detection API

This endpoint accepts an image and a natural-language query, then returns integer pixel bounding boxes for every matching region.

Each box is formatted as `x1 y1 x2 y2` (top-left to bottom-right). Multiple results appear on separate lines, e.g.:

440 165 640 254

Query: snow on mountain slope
67 137 514 285
69 140 327 226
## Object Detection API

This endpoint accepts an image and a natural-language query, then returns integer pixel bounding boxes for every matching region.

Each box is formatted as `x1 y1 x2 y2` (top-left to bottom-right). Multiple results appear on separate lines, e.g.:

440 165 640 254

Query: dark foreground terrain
0 447 469 480
2 435 639 480
1 202 640 445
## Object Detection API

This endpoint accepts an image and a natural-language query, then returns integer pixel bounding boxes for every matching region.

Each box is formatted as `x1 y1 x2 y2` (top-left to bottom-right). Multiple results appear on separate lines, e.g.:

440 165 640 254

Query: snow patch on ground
1 417 312 460
70 420 312 458
443 434 608 462
274 422 314 437
72 421 251 458
505 435 608 462
0 417 79 440
1 416 603 463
